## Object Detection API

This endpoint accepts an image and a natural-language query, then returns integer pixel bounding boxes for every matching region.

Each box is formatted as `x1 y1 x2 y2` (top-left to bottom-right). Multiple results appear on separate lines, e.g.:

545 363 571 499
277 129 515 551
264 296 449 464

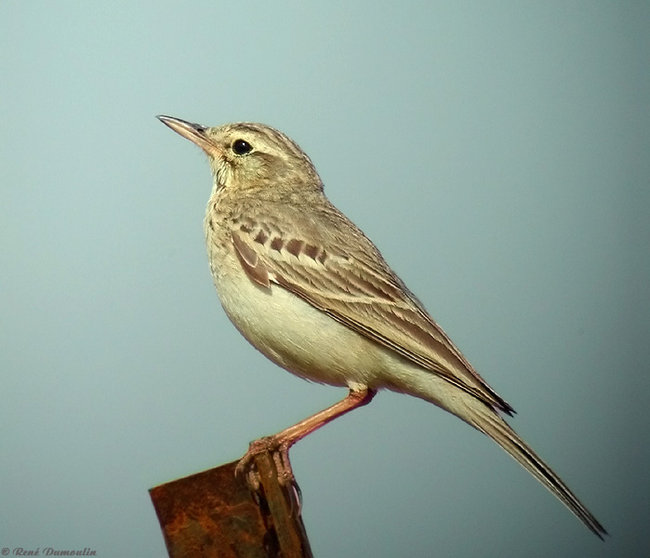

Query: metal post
150 452 314 557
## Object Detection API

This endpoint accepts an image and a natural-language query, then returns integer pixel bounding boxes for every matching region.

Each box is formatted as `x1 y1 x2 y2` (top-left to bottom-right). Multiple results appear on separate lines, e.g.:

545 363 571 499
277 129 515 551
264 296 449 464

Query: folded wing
230 217 514 415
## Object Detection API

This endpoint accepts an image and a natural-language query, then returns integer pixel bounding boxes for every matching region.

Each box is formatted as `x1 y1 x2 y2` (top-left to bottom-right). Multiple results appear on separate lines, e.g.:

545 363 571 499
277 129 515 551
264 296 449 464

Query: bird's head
157 116 322 197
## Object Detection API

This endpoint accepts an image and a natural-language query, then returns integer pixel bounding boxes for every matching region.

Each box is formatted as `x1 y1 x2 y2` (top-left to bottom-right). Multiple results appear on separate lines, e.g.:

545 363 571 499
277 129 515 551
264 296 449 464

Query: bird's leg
236 387 376 485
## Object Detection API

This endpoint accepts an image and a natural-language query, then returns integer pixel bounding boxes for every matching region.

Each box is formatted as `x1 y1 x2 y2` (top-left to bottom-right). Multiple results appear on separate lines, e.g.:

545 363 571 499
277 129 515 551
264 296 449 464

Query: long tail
465 399 607 539
387 370 607 539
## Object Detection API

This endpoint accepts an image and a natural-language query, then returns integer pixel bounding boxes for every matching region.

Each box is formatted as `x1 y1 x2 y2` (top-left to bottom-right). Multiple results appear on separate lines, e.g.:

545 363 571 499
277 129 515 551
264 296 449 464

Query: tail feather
465 400 607 539
388 369 607 538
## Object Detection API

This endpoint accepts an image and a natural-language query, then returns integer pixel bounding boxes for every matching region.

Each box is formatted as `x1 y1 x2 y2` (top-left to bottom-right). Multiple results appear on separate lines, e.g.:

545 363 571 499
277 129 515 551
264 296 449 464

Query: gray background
1 2 648 557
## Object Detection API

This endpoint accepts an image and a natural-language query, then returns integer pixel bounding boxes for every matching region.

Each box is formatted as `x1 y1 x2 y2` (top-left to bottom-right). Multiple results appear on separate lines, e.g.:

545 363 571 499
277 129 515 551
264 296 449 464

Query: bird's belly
213 270 390 389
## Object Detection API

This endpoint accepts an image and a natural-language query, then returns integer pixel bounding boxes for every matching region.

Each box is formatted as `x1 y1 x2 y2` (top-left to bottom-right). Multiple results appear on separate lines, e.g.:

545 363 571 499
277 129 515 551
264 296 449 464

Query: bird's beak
157 115 221 156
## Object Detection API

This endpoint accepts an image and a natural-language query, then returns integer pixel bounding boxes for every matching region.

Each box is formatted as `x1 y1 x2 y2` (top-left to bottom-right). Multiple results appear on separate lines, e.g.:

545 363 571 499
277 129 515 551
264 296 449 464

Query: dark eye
232 139 252 155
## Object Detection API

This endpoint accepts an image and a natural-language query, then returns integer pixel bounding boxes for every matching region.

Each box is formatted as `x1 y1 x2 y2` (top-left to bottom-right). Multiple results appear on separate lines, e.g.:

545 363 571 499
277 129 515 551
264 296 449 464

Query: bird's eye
232 139 253 155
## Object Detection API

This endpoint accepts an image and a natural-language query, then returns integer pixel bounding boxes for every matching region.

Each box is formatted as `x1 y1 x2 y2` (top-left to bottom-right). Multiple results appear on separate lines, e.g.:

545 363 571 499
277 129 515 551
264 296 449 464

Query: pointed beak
157 115 221 156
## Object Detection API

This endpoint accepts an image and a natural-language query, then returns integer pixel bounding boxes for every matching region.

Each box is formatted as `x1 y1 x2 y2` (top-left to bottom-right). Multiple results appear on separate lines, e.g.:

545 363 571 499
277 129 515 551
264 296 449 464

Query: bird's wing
229 216 513 415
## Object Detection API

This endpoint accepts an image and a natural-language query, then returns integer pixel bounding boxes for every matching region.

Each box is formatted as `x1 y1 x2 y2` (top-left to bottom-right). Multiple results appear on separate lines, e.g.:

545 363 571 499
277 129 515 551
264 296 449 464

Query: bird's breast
206 238 392 389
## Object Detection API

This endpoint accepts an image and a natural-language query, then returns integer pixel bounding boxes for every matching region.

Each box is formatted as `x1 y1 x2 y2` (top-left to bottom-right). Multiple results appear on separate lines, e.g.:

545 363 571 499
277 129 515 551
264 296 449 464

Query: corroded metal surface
150 453 313 558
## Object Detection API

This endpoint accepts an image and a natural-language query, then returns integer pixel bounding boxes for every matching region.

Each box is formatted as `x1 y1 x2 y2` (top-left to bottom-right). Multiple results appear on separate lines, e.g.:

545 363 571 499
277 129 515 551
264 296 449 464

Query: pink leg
236 387 376 484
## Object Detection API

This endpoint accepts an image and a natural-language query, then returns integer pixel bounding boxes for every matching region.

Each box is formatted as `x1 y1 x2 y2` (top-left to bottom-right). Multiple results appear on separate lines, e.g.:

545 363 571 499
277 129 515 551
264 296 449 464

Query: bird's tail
386 370 607 539
463 397 606 538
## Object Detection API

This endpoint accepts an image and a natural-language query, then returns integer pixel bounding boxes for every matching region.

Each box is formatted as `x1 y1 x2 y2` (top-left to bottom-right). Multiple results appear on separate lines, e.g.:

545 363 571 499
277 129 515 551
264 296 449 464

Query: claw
234 389 375 493
235 436 296 489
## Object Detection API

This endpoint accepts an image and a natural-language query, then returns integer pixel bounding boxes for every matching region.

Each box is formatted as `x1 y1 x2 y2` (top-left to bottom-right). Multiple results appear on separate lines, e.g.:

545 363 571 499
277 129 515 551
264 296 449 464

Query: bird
157 114 606 539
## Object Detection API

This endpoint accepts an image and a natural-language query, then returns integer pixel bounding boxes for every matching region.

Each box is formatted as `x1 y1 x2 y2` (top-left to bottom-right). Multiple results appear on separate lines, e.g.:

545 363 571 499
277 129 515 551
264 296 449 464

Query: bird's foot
235 436 295 490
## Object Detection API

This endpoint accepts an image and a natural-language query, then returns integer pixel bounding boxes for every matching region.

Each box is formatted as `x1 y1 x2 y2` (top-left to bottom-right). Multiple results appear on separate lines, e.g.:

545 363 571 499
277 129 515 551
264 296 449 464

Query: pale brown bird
157 115 606 539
